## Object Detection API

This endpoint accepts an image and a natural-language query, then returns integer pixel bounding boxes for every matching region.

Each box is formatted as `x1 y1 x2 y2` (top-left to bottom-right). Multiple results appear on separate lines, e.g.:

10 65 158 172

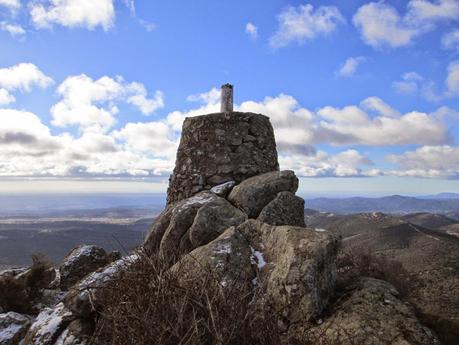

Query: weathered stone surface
311 278 440 345
257 191 305 227
210 180 236 197
65 254 140 318
228 170 299 218
173 226 255 287
24 303 75 345
0 312 33 345
0 268 27 280
167 112 279 204
187 198 247 250
143 205 175 255
54 319 92 345
59 245 114 290
157 192 219 262
15 267 56 290
237 220 339 325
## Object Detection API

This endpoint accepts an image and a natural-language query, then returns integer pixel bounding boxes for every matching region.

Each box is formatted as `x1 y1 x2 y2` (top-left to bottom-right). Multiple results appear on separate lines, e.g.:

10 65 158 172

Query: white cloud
51 74 122 132
126 83 164 115
237 94 446 148
442 29 459 50
393 64 459 100
51 74 164 132
0 108 174 178
446 60 459 96
29 0 115 31
389 145 459 178
0 0 20 10
279 149 376 177
245 22 258 39
269 3 344 48
406 0 459 22
0 63 53 103
0 109 66 157
316 97 448 146
0 88 15 105
0 63 53 92
113 121 178 160
337 56 366 77
353 0 459 49
353 2 418 49
392 72 423 94
0 22 26 37
0 86 453 179
139 19 156 32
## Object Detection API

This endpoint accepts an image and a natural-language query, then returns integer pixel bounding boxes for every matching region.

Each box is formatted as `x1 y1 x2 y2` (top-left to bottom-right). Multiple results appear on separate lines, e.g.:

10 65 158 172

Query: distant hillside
305 195 459 214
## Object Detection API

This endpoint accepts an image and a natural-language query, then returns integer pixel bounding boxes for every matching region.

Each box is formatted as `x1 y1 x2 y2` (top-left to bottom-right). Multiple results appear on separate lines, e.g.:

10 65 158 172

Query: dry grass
90 251 282 345
0 253 53 314
336 249 415 298
90 250 349 345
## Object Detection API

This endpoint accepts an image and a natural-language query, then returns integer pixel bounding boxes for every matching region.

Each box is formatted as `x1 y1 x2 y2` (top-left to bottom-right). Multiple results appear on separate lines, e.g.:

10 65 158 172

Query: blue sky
1 0 459 196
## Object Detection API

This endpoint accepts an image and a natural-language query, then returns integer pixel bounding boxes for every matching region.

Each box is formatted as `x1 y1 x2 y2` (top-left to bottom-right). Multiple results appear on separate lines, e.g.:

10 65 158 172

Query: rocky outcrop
187 198 247 250
237 220 339 325
257 191 305 227
167 112 279 204
0 312 33 345
311 278 440 345
59 245 120 290
173 226 254 287
144 171 302 264
23 303 74 345
174 219 339 331
65 253 140 318
228 170 299 218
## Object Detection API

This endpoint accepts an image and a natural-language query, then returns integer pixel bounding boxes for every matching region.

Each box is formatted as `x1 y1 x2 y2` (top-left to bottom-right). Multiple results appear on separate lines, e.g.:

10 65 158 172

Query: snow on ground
250 247 266 270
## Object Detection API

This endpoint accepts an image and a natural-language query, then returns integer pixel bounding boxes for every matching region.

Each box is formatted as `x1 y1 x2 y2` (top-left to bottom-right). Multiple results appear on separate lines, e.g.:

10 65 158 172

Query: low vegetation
0 253 53 314
90 251 348 345
336 249 415 298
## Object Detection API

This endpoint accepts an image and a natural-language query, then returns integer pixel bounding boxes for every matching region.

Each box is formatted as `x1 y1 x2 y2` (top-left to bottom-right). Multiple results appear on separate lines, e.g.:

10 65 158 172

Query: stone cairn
2 84 439 345
167 84 279 204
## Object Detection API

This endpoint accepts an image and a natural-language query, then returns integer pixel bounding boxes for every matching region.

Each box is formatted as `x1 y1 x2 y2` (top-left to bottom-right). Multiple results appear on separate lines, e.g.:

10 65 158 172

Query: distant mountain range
305 195 459 214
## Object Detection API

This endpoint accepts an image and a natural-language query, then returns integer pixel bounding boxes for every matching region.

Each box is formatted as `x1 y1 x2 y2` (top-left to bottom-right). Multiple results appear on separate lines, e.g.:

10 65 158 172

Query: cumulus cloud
113 121 178 160
0 63 53 104
0 88 15 105
317 98 448 146
353 0 459 49
442 29 459 51
269 3 344 48
279 149 376 178
0 0 20 10
245 22 258 39
29 0 115 31
0 22 26 37
446 60 459 96
0 108 174 178
393 63 459 100
388 145 459 178
337 56 366 77
126 83 164 116
51 74 164 132
392 72 423 94
0 109 66 157
0 85 453 179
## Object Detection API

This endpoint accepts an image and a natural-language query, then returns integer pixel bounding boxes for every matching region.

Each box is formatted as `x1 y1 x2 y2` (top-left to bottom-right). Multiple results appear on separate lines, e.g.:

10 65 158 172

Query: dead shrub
0 275 32 314
90 251 282 345
90 249 351 345
0 253 53 314
336 249 415 297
